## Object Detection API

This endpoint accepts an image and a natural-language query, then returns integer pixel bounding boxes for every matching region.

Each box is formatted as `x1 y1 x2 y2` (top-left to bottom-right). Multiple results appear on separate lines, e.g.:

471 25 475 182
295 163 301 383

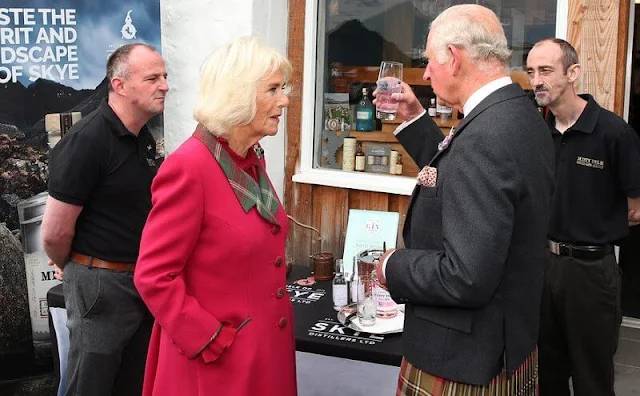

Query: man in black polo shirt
41 43 168 396
527 38 640 396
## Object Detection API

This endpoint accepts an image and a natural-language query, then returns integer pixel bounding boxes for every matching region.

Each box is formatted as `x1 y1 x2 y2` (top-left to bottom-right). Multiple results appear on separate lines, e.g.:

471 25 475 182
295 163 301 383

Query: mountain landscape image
0 76 105 230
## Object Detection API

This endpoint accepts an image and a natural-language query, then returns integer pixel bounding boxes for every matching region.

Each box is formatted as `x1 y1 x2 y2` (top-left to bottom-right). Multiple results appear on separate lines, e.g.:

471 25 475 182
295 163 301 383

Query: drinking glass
356 275 377 327
376 61 403 121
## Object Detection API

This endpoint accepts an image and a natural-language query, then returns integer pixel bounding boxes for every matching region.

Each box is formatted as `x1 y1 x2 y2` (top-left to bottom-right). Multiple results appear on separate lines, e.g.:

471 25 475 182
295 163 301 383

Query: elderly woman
134 36 295 396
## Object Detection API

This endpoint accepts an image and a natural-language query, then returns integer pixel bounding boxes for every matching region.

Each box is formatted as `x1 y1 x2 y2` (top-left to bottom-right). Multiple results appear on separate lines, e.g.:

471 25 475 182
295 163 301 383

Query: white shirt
383 76 513 278
462 76 512 117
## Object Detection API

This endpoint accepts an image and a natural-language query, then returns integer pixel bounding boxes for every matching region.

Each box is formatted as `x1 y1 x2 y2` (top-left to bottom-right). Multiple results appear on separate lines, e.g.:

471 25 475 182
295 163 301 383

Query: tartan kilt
396 348 538 396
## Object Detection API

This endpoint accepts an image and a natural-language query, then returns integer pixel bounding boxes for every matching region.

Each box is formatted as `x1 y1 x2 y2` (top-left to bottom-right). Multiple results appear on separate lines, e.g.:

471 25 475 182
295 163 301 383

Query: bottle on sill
355 87 374 132
332 259 348 311
428 98 437 117
389 150 398 174
342 137 356 172
395 153 403 175
355 142 366 172
438 104 452 123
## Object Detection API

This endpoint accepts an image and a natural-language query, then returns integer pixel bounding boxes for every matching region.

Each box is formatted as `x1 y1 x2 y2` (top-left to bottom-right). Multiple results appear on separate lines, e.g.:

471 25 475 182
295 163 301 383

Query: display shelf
325 67 532 179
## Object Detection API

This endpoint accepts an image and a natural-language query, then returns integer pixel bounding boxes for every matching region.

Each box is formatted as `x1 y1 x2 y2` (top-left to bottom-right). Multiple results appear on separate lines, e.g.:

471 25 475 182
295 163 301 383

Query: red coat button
274 256 283 267
271 225 280 234
278 317 288 328
276 288 285 298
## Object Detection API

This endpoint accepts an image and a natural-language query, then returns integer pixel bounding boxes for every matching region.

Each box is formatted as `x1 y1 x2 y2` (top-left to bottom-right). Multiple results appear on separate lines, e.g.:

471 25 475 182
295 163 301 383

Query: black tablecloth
287 265 402 366
46 265 403 367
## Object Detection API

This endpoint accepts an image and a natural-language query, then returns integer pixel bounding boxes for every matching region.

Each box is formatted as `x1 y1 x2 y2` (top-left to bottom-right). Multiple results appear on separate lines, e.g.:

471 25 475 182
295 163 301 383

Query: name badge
576 156 604 169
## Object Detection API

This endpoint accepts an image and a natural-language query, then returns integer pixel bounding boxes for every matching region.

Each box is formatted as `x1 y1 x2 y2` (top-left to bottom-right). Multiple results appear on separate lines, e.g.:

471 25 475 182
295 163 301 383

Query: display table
47 265 403 395
287 264 403 366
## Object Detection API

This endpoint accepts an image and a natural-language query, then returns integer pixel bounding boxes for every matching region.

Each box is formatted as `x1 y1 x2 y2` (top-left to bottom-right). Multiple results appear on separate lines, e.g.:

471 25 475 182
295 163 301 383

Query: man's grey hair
429 4 511 69
106 43 157 92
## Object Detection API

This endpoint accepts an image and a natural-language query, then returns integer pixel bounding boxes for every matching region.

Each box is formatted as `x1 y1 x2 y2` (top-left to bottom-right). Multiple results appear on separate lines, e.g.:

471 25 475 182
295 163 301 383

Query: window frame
292 0 569 196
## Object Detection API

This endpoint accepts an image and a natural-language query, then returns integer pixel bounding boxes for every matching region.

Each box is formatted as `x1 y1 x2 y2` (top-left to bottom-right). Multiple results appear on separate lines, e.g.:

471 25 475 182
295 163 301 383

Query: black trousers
539 251 622 396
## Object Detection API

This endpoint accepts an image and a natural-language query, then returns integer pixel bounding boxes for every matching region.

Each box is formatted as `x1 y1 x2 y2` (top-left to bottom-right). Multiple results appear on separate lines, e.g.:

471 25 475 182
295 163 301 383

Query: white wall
161 0 289 199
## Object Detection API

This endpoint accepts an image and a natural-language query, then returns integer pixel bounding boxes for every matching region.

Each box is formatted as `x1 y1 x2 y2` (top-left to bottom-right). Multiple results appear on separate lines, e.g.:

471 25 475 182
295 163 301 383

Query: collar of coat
193 126 280 228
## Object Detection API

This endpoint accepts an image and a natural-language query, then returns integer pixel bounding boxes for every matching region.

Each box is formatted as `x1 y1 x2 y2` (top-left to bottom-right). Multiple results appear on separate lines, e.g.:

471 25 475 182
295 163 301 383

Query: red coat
134 136 296 396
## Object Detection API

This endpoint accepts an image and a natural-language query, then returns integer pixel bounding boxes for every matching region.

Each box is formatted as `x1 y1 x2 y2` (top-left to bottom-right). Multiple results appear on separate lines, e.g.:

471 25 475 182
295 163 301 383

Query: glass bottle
395 153 403 175
428 98 437 117
372 255 398 319
355 87 374 132
439 104 452 123
349 257 359 304
332 259 348 311
355 142 365 172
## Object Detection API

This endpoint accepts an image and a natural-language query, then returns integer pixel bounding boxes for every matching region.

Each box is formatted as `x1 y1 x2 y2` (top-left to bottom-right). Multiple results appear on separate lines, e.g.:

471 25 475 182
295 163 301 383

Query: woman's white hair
193 36 293 137
429 4 511 69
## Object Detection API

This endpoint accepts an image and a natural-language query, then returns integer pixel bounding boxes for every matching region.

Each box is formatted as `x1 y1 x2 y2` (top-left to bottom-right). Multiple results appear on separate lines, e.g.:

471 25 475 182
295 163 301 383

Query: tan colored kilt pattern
396 349 538 396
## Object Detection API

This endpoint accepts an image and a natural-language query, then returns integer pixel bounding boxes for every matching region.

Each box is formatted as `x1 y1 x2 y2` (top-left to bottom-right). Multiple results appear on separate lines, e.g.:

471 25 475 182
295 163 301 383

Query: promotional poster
0 0 161 356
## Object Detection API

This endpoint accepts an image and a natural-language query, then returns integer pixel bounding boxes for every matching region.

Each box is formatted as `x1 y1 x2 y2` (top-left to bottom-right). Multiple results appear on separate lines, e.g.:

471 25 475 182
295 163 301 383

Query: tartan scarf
193 126 280 227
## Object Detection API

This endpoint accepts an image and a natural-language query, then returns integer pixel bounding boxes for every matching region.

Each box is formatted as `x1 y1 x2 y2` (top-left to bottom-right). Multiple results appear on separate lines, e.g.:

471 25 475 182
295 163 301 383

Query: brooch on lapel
253 145 264 160
437 127 456 152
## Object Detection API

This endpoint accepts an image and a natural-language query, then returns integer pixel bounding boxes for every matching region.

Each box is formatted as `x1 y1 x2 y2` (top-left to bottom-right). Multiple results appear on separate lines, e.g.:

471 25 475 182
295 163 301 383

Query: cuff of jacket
385 251 410 305
190 323 223 359
196 323 237 364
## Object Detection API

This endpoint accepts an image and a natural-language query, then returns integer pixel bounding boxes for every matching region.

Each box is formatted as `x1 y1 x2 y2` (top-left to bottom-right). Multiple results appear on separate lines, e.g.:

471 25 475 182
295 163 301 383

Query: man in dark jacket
374 4 554 394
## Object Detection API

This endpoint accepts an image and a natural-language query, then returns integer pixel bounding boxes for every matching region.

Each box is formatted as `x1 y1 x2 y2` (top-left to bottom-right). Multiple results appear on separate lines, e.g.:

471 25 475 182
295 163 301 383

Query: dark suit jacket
387 83 554 385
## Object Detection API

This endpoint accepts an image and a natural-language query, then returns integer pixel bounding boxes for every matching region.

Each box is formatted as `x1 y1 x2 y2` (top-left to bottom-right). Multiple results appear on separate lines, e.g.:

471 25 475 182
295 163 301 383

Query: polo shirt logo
576 156 604 169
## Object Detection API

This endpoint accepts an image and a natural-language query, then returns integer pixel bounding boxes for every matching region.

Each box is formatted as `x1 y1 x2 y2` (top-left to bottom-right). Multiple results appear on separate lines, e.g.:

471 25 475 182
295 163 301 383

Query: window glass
313 0 557 176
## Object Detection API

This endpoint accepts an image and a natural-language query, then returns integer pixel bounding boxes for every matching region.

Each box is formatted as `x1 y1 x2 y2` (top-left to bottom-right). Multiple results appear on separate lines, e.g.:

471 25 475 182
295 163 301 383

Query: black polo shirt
547 94 640 245
48 99 157 263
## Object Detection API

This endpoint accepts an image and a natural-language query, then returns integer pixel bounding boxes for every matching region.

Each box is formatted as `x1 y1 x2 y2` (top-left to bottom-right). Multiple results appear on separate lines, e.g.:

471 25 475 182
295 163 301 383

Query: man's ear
567 63 581 84
449 45 462 76
110 77 126 95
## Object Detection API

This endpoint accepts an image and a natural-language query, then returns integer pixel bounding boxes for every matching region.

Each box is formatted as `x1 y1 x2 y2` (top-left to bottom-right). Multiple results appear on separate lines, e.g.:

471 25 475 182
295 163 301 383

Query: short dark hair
534 38 579 74
106 43 157 92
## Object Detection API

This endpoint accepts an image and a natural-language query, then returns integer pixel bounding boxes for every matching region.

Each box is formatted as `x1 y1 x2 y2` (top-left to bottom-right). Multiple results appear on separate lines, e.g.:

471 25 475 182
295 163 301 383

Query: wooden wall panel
287 183 314 266
349 190 389 211
285 0 310 266
311 186 349 257
388 194 410 249
567 0 625 113
615 0 631 115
